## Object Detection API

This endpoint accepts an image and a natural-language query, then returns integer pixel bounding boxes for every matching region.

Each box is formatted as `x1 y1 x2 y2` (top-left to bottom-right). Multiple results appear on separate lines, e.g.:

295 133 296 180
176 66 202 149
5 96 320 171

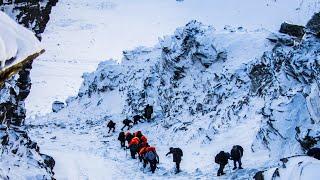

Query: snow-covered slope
0 11 42 70
28 16 320 179
26 0 320 117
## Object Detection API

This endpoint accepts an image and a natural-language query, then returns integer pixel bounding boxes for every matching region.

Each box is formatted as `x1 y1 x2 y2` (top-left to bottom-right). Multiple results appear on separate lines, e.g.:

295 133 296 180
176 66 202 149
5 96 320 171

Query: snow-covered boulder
0 11 42 70
257 156 320 180
52 101 65 113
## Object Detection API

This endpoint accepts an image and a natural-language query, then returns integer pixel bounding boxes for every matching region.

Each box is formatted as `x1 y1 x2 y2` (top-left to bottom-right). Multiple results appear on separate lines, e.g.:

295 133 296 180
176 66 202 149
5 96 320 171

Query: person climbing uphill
133 115 144 124
134 130 143 139
144 104 153 122
139 145 150 164
121 118 133 131
107 120 116 133
166 147 183 173
307 147 320 160
230 145 244 170
128 137 140 159
125 132 134 145
215 151 230 176
118 131 126 148
144 146 159 173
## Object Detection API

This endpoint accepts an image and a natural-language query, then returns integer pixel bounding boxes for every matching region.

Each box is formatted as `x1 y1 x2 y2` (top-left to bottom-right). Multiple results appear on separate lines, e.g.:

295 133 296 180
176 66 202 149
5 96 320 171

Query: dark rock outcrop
279 22 305 38
52 101 65 113
0 0 58 40
306 12 320 35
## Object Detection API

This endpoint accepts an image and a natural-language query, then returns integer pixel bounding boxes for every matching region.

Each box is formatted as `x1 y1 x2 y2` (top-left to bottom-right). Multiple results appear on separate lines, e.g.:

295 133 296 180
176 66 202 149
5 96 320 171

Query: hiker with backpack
125 132 134 145
139 145 150 164
144 104 153 122
166 147 183 173
230 145 244 170
133 115 144 124
118 131 126 148
144 147 159 173
215 151 230 176
107 120 116 133
121 118 133 131
128 137 140 159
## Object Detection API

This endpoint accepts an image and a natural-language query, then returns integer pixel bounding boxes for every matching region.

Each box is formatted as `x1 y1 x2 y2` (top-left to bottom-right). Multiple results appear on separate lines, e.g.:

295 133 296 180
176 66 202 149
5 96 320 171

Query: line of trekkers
117 130 183 174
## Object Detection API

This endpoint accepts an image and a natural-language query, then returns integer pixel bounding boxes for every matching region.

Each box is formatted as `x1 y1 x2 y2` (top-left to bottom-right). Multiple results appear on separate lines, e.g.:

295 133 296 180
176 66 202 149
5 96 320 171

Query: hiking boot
233 167 237 170
221 172 226 175
239 167 243 169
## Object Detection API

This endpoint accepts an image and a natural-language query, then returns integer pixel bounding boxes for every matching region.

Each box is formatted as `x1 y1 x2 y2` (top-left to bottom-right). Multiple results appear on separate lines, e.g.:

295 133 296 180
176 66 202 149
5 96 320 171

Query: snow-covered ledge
0 11 44 84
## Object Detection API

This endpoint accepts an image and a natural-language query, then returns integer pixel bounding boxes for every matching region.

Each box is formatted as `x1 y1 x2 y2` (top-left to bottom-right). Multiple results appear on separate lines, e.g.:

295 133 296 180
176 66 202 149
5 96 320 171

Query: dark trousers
121 124 131 131
120 140 125 148
143 159 148 168
175 161 181 172
233 158 242 168
218 164 226 176
149 160 157 173
130 149 136 159
108 127 115 133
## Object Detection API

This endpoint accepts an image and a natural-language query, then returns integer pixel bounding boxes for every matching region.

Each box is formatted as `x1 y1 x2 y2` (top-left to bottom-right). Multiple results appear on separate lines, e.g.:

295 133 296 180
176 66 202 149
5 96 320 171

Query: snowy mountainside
29 16 320 179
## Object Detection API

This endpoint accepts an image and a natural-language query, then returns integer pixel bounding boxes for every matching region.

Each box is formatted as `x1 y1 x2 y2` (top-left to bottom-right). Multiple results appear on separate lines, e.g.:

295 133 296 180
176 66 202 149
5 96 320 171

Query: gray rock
279 22 305 38
52 101 65 113
306 12 320 35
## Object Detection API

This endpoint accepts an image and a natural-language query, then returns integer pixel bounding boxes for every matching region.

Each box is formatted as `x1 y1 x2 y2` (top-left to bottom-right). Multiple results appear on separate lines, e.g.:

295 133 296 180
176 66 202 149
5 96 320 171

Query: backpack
145 151 156 161
215 154 220 164
176 148 183 157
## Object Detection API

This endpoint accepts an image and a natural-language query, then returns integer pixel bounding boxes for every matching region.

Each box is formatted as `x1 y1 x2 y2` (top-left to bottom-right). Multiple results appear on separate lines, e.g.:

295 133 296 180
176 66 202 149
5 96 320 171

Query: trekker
107 120 116 133
230 145 244 170
215 151 230 176
307 147 320 160
144 147 159 173
133 115 144 124
144 104 153 121
139 146 149 164
125 132 134 145
166 147 183 173
134 131 143 139
121 118 133 131
118 131 126 148
128 137 140 159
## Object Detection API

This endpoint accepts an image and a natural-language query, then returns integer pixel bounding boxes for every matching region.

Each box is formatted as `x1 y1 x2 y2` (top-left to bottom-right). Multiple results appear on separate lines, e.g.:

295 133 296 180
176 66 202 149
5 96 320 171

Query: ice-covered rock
279 22 305 38
52 101 65 113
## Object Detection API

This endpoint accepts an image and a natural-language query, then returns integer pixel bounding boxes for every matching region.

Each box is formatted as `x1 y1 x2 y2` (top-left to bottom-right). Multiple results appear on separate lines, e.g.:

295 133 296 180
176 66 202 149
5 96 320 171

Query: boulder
52 101 65 113
306 12 320 35
40 153 55 171
279 22 305 38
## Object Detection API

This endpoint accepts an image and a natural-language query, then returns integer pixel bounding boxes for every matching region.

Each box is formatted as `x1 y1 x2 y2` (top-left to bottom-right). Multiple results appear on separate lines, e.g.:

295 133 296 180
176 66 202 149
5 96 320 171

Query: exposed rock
306 12 320 35
279 22 305 38
52 101 65 113
0 0 58 40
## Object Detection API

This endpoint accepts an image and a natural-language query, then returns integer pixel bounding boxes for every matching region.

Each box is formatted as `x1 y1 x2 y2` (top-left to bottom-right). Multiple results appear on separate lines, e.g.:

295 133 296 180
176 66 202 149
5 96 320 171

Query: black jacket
144 105 153 119
215 151 230 165
107 121 115 128
123 119 133 125
166 148 183 162
230 145 243 160
118 132 125 141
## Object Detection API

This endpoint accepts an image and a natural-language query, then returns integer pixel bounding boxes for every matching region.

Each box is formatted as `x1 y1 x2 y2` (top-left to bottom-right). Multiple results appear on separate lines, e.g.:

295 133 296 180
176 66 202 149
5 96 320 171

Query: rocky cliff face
0 1 57 178
0 0 58 40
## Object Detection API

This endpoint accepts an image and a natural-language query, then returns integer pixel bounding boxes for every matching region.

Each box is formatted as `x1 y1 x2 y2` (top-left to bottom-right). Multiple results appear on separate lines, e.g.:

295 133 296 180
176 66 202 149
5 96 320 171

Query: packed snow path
27 113 266 179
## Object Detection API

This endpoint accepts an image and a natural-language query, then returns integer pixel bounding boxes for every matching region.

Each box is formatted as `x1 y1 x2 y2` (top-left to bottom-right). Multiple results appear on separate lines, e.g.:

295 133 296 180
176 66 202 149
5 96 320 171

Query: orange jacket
139 147 148 155
140 136 147 143
129 138 139 146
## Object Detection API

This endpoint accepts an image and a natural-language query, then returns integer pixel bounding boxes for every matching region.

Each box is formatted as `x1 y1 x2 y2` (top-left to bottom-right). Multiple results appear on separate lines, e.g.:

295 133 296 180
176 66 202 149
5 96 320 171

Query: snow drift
0 11 42 70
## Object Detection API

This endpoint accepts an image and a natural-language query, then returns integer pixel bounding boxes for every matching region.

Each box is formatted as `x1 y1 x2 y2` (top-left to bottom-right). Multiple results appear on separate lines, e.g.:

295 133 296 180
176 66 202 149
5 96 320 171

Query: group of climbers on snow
215 145 244 176
106 104 154 133
118 130 160 173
